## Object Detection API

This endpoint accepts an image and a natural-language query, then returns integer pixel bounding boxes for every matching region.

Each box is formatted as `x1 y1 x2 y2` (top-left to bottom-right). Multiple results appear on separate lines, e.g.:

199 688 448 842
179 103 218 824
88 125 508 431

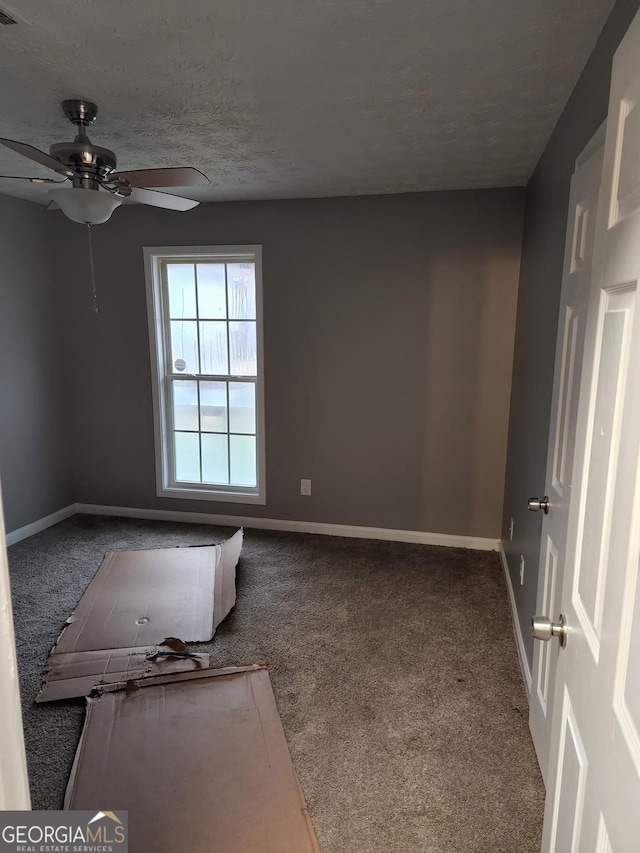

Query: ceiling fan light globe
48 187 122 225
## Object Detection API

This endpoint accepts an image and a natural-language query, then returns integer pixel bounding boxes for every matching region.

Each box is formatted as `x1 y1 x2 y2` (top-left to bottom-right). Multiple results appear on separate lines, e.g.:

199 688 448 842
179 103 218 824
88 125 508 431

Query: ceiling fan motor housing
49 140 117 188
49 99 117 189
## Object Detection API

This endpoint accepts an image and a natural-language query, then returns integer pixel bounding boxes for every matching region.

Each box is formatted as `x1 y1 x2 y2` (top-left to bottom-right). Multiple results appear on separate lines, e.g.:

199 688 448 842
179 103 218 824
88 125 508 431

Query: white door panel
529 135 603 783
535 536 558 719
547 691 588 853
541 8 640 849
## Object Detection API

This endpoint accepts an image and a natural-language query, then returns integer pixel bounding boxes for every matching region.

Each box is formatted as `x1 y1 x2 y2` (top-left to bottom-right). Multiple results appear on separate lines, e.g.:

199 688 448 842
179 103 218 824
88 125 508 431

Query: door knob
532 614 568 648
528 496 550 514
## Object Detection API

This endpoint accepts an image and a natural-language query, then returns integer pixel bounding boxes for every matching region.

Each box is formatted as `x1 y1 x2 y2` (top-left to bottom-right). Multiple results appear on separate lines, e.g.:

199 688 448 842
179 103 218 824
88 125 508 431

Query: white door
529 137 604 784
540 8 640 850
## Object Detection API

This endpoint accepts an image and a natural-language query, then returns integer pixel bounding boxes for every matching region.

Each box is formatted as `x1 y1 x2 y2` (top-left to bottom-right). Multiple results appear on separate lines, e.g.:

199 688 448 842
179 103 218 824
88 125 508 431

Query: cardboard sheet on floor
37 529 242 702
36 647 210 703
65 665 320 853
55 528 242 652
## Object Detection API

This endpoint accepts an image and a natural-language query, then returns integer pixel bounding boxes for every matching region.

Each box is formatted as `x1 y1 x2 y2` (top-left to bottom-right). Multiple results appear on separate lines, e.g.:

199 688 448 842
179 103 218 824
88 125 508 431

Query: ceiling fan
0 99 209 224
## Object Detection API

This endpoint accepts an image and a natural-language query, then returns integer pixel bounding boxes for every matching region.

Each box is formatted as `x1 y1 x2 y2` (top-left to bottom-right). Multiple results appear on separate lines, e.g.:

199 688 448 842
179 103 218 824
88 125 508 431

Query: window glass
174 432 200 482
229 382 255 433
227 262 256 319
202 433 229 484
147 247 263 503
229 322 257 375
167 264 196 318
197 264 227 319
170 320 199 374
200 321 228 375
172 381 198 431
230 435 256 486
200 381 228 432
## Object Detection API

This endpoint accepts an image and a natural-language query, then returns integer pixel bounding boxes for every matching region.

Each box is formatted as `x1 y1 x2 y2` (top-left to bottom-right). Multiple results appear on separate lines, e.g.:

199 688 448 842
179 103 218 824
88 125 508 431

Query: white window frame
144 245 266 504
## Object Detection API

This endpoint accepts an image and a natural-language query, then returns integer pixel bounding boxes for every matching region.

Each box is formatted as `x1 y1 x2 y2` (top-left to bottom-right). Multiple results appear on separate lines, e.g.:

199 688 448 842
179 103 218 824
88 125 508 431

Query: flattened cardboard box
37 647 210 703
37 529 242 701
65 665 320 853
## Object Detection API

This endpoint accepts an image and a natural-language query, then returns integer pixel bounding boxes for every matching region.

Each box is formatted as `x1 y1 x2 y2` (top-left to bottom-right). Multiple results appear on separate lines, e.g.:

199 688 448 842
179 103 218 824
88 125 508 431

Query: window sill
158 485 266 505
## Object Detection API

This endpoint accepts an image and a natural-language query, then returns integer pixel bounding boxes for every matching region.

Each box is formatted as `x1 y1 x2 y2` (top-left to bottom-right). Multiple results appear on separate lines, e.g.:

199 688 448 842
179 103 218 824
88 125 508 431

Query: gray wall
502 0 640 666
0 194 72 532
54 189 524 537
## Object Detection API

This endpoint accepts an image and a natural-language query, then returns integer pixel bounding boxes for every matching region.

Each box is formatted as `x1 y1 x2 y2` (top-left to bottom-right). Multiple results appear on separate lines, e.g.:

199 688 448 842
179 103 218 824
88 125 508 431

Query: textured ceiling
0 0 617 205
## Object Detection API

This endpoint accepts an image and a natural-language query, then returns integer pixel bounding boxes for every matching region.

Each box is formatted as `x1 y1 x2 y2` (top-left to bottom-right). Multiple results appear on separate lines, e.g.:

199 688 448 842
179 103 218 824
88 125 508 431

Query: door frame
0 479 31 809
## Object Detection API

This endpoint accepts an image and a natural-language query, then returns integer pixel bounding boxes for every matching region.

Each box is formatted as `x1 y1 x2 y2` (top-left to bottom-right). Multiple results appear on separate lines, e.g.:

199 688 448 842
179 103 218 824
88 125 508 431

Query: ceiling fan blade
0 175 59 183
126 187 199 211
110 167 209 188
0 138 73 177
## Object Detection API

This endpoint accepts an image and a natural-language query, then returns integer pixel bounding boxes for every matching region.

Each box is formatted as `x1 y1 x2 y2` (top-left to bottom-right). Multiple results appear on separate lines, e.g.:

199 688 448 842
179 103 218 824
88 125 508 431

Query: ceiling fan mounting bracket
62 99 98 128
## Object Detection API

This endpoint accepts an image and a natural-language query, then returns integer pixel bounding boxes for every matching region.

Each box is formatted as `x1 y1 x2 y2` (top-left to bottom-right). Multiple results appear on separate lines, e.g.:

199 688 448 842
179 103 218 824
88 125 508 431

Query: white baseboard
498 540 532 694
6 504 77 547
74 503 500 550
6 500 500 551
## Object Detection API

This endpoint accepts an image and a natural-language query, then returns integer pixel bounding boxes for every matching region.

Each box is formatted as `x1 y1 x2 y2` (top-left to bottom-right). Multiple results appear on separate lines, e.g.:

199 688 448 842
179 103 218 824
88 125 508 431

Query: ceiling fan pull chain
86 224 99 314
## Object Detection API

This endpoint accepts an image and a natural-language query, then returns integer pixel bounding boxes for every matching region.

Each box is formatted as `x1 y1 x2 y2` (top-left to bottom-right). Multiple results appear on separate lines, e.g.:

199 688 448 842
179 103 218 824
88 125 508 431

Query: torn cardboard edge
36 645 211 703
36 528 243 702
95 660 267 694
65 665 320 853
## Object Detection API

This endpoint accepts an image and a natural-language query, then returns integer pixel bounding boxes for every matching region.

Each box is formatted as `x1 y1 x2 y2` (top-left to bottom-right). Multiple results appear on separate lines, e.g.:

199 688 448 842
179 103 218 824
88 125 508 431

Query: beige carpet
8 514 544 852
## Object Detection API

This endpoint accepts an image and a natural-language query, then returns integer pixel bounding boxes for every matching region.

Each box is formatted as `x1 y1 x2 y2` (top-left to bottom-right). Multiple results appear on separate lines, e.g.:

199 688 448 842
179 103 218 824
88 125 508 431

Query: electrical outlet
300 478 312 496
509 517 514 541
519 555 525 585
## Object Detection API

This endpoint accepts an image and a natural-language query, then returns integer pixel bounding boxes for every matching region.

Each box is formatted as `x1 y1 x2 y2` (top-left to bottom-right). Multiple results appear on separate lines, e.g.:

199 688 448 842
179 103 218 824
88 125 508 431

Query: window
144 246 265 503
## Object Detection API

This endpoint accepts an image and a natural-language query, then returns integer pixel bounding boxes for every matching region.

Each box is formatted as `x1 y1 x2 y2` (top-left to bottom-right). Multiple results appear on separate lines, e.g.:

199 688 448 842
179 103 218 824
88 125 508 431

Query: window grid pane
201 433 229 484
200 380 228 432
174 431 200 483
170 320 199 373
196 263 227 319
196 379 202 433
200 321 229 374
169 377 256 487
167 264 258 377
229 321 257 375
230 435 257 486
229 381 256 433
227 263 256 319
172 380 198 431
167 264 196 318
224 265 232 375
